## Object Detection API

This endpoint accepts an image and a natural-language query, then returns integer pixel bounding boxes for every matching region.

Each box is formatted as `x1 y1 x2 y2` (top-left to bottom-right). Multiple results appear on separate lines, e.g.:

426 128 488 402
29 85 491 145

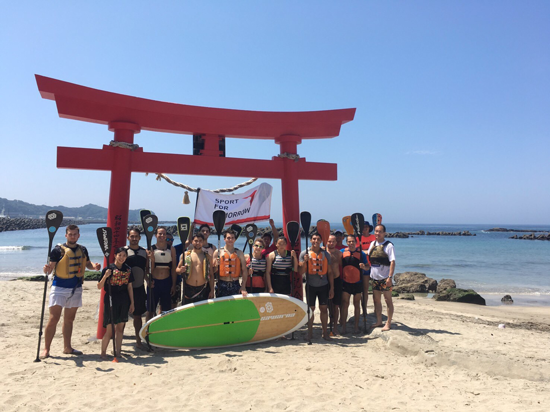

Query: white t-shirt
367 241 395 280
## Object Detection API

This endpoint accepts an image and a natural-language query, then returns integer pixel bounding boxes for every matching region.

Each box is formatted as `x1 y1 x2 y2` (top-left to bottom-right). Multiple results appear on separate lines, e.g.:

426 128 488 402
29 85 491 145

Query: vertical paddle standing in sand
34 210 63 362
351 213 367 333
316 219 333 335
286 220 300 340
372 213 383 227
142 214 158 348
177 217 191 303
96 227 118 363
300 211 312 345
342 216 354 237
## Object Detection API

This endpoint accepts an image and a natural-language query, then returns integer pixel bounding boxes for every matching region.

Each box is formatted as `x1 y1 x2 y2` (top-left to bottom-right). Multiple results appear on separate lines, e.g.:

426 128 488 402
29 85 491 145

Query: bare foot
382 324 391 331
39 349 50 359
353 328 360 334
371 323 384 328
341 328 347 335
100 354 109 360
322 332 332 341
63 348 83 355
135 342 147 351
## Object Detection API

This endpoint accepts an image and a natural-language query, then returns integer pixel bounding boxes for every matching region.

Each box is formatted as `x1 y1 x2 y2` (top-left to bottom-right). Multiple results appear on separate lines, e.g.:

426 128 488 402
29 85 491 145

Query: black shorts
184 283 211 304
132 285 147 316
271 274 291 296
342 280 363 296
171 281 182 305
332 277 343 305
306 284 330 307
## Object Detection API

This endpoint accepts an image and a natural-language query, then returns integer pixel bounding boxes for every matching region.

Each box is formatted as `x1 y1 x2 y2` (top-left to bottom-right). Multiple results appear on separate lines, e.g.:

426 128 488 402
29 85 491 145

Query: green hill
0 197 141 222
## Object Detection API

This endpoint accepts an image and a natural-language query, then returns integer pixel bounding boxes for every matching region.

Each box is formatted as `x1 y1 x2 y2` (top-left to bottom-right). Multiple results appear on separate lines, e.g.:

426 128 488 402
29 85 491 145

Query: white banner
194 183 273 226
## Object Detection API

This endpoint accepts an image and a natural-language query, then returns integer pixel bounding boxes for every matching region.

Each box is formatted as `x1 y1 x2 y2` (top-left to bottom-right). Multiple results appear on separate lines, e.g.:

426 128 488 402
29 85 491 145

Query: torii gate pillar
277 135 302 234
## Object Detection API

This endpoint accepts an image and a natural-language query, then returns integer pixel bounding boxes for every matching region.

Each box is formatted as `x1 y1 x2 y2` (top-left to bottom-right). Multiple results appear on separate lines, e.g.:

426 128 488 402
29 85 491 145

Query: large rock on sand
433 288 486 305
436 278 457 293
393 272 437 293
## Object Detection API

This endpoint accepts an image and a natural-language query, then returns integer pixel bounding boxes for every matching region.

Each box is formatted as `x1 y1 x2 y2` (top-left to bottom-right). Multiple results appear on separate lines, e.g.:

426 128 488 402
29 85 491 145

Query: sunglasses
166 238 174 242
253 244 262 248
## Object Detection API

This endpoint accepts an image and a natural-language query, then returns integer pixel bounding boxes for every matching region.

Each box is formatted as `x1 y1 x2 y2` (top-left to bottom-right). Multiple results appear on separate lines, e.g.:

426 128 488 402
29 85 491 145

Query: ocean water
1 223 549 305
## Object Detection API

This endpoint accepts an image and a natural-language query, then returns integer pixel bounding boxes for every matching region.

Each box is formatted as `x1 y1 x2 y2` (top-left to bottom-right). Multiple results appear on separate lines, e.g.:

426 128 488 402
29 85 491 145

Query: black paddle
286 220 300 340
177 217 191 303
96 227 118 363
244 224 258 290
213 209 226 255
141 214 158 350
231 224 243 244
300 211 312 345
351 212 368 333
34 210 63 362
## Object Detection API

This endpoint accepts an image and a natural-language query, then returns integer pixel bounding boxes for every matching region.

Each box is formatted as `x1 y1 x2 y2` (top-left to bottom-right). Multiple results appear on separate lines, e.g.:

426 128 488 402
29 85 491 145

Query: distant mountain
0 197 141 222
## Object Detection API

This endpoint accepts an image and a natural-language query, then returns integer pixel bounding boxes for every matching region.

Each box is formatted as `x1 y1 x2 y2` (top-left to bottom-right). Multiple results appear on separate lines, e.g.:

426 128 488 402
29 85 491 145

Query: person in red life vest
97 247 134 360
334 230 345 250
326 234 343 335
300 233 334 341
265 237 298 295
260 219 279 257
176 233 214 304
340 235 369 334
41 224 101 359
366 224 396 331
213 230 248 298
243 238 267 293
357 222 375 317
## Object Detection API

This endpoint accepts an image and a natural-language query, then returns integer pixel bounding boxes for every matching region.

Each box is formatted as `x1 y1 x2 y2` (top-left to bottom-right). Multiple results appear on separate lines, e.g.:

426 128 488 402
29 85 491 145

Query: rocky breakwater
386 230 475 239
0 217 105 232
393 272 485 305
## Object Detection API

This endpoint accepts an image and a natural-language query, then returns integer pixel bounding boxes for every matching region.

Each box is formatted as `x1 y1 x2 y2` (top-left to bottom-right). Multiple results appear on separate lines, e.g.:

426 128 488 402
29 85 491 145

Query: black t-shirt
100 263 134 295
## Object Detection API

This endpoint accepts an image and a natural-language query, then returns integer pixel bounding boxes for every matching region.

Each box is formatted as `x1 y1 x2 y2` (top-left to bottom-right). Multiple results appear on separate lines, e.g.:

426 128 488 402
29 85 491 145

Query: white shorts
49 286 83 309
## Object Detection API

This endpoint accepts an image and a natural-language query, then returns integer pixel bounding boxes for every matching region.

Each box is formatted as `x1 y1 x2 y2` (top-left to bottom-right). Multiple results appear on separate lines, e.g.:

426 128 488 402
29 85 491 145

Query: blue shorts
216 280 241 298
148 277 172 313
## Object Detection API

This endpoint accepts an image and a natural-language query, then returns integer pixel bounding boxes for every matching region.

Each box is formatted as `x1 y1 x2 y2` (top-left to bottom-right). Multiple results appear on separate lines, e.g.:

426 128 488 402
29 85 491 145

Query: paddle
351 213 367 333
317 219 333 335
342 216 353 236
142 213 158 315
34 210 63 362
244 223 258 290
286 220 300 340
96 226 119 363
300 211 312 345
213 210 227 281
317 219 331 248
231 224 243 245
372 213 383 227
177 217 191 302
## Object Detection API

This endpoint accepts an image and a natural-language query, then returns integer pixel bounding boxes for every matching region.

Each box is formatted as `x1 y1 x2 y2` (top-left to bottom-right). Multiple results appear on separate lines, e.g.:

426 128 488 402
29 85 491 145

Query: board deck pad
140 294 308 349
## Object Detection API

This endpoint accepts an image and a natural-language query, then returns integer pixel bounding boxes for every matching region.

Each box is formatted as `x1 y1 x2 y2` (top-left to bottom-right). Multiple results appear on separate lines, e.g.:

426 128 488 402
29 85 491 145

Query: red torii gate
36 75 355 337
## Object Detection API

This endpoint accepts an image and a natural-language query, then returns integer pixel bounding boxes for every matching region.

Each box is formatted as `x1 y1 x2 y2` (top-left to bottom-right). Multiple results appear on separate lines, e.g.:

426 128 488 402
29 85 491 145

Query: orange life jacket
307 250 328 276
219 249 241 278
342 249 362 283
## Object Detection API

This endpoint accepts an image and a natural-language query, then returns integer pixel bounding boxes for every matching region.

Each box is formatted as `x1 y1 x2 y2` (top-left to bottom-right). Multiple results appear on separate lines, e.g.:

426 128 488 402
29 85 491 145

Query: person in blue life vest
366 224 396 331
41 224 101 358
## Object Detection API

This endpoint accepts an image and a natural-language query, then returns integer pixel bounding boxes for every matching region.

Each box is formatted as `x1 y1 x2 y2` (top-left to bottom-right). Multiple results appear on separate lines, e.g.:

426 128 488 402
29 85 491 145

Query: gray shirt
299 249 331 287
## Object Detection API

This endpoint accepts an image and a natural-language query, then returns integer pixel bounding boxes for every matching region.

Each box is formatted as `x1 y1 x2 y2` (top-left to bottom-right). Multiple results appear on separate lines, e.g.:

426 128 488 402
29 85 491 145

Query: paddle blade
213 210 226 235
45 210 63 244
140 209 152 226
372 213 383 226
286 221 300 248
142 214 158 249
177 217 191 245
231 224 243 240
342 216 353 235
96 227 113 261
351 213 365 238
244 223 258 254
300 211 312 234
317 219 331 247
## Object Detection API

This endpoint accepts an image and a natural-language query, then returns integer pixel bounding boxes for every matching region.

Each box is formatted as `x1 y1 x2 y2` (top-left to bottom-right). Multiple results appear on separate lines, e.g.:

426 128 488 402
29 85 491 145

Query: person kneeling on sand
97 247 134 360
367 224 396 331
176 233 214 304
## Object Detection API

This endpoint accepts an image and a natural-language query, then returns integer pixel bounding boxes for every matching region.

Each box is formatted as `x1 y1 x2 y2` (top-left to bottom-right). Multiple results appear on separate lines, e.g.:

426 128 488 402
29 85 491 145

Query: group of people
40 218 395 360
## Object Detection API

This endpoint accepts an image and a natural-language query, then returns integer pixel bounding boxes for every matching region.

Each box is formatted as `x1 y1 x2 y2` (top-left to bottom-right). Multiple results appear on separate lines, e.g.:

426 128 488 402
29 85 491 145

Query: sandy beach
1 280 549 412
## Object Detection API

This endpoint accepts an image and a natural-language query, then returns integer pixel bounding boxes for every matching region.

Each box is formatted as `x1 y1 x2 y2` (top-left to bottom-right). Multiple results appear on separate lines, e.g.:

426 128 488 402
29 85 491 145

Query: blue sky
1 1 548 225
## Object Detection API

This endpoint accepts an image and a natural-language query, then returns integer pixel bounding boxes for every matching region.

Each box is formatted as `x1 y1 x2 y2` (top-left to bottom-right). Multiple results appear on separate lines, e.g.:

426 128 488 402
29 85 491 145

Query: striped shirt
271 251 293 275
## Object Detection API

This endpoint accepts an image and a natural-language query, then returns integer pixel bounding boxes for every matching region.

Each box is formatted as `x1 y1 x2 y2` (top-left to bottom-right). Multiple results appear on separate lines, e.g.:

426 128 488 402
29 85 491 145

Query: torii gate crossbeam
36 75 356 338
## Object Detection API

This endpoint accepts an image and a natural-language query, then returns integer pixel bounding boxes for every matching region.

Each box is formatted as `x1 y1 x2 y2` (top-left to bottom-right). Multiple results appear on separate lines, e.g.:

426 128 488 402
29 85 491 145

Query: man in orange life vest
299 233 334 341
341 235 369 334
41 224 101 358
213 230 248 298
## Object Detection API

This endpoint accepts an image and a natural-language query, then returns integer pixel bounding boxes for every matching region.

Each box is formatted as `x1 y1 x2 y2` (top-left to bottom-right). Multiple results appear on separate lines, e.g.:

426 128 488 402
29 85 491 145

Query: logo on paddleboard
259 302 274 314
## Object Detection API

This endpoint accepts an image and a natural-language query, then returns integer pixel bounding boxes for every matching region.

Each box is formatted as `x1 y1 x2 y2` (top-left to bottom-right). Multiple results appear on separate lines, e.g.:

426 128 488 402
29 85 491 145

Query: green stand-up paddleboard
140 294 308 349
